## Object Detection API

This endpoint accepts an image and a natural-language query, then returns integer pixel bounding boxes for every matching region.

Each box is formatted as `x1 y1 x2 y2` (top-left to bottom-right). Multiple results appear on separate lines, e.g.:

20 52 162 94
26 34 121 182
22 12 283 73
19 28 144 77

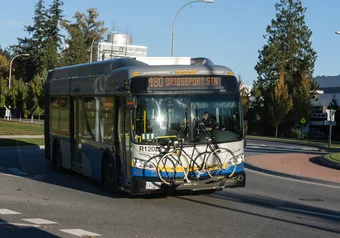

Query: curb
318 156 340 170
0 145 45 150
245 159 340 187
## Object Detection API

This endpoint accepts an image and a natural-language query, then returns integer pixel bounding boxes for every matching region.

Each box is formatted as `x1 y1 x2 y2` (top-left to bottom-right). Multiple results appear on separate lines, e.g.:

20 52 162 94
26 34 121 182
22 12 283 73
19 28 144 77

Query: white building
96 32 147 61
309 75 340 138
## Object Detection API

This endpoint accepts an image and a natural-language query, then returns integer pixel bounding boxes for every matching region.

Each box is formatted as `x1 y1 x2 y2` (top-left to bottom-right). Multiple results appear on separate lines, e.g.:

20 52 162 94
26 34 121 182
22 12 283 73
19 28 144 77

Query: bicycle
156 138 191 185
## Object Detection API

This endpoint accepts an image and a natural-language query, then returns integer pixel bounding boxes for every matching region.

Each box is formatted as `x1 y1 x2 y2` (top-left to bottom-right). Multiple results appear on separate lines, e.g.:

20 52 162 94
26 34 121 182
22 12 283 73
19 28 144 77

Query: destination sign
147 76 222 90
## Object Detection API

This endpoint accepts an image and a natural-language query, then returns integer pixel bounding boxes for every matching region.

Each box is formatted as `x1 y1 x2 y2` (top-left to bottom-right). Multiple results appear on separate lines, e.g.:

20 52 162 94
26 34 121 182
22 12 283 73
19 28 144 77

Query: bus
44 57 246 195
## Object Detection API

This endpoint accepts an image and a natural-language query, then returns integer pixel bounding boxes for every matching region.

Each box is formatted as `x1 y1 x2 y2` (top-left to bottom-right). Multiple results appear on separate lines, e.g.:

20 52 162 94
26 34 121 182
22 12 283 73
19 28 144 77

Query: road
0 141 339 237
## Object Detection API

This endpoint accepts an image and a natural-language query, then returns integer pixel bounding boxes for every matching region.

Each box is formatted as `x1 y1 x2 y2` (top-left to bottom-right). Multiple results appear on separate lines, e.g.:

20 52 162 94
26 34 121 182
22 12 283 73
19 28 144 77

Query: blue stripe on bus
131 162 245 178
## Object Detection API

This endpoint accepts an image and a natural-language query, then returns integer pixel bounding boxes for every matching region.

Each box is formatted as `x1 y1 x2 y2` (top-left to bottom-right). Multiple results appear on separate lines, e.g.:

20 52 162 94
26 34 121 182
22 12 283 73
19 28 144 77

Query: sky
1 0 340 86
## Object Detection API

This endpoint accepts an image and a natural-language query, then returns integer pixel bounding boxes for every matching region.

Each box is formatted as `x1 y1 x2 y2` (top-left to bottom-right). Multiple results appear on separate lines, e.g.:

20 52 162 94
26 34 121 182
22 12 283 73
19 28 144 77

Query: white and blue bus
44 57 246 195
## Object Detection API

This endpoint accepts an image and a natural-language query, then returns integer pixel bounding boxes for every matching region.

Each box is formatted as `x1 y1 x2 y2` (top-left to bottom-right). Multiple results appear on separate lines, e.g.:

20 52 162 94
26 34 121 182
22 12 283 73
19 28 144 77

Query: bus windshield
131 94 243 144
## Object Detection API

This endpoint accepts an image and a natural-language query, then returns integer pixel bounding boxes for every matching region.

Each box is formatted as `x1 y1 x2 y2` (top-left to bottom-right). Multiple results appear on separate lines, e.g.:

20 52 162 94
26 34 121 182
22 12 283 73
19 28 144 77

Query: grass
246 135 340 149
0 120 43 135
0 138 44 147
324 153 340 163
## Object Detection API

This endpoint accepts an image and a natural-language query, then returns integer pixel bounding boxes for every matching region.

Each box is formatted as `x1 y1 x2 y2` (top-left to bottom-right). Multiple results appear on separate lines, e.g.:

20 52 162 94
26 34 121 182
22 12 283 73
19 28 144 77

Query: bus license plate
145 182 161 190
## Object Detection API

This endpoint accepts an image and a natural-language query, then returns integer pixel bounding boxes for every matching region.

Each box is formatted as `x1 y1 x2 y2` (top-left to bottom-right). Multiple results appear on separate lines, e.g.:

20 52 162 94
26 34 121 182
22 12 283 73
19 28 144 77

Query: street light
90 32 105 62
336 31 340 35
9 53 29 90
171 0 213 57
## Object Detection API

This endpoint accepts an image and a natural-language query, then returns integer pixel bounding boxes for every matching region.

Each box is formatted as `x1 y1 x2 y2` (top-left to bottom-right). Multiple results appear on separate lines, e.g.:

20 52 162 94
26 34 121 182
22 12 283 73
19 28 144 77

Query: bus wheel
53 142 63 172
102 156 117 192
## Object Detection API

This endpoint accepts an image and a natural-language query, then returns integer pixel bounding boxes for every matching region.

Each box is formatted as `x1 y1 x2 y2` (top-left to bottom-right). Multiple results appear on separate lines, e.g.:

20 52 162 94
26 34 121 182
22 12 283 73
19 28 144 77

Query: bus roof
45 57 236 96
47 57 233 82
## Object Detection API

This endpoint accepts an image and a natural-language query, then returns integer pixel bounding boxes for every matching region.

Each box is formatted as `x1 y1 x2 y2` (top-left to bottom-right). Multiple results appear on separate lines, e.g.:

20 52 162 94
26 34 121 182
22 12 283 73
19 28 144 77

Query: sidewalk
246 153 340 185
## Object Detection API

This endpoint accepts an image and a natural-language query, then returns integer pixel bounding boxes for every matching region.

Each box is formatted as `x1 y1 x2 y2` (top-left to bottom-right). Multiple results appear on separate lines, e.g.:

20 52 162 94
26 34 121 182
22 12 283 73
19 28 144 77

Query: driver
201 111 214 128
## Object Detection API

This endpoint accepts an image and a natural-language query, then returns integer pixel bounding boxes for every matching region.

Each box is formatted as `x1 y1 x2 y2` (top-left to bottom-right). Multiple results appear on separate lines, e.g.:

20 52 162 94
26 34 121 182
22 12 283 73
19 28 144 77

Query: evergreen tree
61 8 107 65
44 36 59 70
253 0 317 132
269 72 293 137
44 0 65 69
328 95 339 110
46 0 64 49
74 8 107 56
12 0 48 81
60 23 88 65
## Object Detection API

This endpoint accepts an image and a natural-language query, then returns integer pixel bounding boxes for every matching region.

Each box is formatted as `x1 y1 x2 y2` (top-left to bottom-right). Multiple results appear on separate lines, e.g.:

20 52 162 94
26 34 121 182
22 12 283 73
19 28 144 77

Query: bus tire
102 154 117 192
52 140 63 172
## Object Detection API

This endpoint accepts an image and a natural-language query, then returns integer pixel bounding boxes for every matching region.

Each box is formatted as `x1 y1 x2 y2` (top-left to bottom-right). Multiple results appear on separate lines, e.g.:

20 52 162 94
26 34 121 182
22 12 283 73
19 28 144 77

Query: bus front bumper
131 171 246 194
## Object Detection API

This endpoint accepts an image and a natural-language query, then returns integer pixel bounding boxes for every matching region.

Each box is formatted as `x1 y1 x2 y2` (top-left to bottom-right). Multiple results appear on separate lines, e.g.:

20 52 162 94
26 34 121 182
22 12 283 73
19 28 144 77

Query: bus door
116 96 132 185
71 97 82 172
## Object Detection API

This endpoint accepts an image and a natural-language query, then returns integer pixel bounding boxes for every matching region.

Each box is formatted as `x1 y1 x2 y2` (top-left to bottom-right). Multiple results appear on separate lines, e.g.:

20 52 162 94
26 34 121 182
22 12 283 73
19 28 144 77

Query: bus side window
100 97 115 143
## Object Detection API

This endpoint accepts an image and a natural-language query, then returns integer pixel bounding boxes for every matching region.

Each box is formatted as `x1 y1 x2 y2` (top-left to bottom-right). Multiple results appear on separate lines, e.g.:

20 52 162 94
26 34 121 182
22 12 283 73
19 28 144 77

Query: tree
0 53 9 79
328 95 339 110
0 78 7 108
269 72 293 138
44 0 65 69
238 75 250 119
253 0 317 131
12 0 48 81
46 0 65 49
15 80 28 120
44 36 59 70
26 71 46 121
292 72 314 122
60 23 88 65
61 8 107 65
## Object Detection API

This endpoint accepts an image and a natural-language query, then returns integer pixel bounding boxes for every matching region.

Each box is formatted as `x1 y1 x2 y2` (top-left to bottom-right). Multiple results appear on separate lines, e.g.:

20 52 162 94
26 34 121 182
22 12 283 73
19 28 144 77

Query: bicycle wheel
189 151 211 179
142 155 162 177
157 151 190 185
206 148 237 178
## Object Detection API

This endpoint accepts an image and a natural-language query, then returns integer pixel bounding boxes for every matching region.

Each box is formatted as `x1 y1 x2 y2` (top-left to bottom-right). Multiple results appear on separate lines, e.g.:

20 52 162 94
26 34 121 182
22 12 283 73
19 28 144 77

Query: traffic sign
300 117 306 124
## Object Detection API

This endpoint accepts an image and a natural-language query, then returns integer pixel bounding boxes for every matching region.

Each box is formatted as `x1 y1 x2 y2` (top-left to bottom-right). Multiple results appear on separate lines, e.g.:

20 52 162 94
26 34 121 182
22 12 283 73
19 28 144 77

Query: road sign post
326 109 336 148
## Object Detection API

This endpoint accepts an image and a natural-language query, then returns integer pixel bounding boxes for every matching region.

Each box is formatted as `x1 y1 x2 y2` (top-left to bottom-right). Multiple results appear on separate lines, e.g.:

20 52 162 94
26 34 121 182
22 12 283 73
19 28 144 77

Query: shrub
286 128 301 139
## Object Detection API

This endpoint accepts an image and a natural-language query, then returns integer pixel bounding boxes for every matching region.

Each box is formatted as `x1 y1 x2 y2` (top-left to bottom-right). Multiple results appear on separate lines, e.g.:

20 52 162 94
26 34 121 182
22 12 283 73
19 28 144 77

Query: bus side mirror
126 96 137 109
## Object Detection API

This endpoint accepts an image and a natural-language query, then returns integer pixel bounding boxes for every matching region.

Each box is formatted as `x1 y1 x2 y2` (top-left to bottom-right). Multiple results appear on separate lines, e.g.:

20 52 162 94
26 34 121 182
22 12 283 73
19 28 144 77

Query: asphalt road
0 141 339 238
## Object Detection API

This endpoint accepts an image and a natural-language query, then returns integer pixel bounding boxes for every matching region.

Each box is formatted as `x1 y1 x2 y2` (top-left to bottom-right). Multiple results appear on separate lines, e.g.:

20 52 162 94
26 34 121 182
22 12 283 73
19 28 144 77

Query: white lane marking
7 168 27 176
22 218 57 225
0 222 40 228
246 169 340 190
59 229 102 237
0 209 21 215
277 207 340 219
212 194 242 202
247 146 261 149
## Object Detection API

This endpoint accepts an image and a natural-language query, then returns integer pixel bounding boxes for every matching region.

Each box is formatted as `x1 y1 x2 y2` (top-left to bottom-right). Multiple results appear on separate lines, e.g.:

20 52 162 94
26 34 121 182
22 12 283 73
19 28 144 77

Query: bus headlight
133 158 156 169
236 154 244 164
227 154 244 167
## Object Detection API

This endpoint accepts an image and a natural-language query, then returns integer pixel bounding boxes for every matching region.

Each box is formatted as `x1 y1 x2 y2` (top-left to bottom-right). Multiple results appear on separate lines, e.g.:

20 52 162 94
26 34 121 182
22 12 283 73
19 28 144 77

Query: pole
328 109 333 148
8 54 29 90
171 0 207 57
90 33 103 62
